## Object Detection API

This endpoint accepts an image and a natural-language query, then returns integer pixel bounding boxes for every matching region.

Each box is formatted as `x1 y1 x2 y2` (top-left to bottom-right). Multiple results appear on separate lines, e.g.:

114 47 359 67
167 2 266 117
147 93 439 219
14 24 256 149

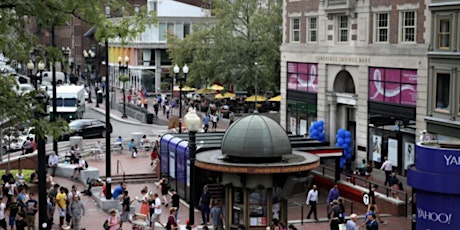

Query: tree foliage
0 0 155 136
167 0 282 94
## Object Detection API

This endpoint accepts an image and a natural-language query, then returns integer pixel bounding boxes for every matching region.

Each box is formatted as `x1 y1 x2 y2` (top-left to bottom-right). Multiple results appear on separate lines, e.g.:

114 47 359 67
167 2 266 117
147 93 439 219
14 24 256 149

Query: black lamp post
37 61 45 85
184 108 202 226
173 64 189 133
118 55 129 119
27 61 35 88
61 47 70 83
33 78 49 230
83 49 95 103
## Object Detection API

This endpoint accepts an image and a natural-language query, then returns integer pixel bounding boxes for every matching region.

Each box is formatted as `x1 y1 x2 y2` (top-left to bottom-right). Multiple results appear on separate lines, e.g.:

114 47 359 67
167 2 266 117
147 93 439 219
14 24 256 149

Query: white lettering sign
417 208 452 224
444 155 460 166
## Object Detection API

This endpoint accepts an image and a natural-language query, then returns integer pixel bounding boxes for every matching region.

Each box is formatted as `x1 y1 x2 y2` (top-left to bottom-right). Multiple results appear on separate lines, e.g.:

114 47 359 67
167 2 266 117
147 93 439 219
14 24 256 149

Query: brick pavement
29 92 412 229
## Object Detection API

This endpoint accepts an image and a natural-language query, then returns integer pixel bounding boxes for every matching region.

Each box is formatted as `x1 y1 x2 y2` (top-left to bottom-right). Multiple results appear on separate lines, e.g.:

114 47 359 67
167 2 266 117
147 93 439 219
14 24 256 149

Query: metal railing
313 165 409 217
116 159 126 182
296 197 355 225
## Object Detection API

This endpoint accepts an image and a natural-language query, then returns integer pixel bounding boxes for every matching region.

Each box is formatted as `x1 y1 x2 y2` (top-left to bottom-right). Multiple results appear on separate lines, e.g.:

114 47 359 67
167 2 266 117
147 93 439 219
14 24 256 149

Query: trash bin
146 113 154 124
97 90 103 104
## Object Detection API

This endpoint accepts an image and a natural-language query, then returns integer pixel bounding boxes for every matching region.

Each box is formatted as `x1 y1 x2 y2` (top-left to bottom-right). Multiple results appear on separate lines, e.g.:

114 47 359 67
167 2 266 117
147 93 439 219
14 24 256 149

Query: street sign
363 193 370 206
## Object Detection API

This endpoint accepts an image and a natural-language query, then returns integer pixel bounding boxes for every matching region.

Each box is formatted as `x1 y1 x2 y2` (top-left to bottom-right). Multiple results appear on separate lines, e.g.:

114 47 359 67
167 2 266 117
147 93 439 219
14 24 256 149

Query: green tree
167 0 282 94
0 0 155 147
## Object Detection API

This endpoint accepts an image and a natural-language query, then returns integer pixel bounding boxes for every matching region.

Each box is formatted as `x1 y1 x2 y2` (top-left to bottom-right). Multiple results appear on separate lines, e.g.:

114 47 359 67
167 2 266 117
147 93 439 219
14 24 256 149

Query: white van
41 71 66 84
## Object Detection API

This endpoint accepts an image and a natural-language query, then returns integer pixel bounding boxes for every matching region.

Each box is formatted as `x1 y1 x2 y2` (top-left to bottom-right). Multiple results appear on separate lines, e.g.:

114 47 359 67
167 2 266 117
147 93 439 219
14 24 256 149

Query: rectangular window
148 1 157 13
401 11 416 42
183 23 191 37
338 15 348 42
435 73 450 111
308 17 317 42
291 18 300 42
438 18 450 50
375 13 389 42
159 23 167 42
134 6 140 14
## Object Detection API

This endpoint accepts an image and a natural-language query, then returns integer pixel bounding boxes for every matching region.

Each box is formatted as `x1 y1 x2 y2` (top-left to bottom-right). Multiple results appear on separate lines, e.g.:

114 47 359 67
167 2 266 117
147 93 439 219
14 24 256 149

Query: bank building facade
280 0 431 173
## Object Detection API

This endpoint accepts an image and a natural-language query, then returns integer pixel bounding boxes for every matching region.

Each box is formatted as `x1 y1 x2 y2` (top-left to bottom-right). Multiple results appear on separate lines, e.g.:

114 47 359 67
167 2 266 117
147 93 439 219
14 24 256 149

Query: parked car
66 119 111 139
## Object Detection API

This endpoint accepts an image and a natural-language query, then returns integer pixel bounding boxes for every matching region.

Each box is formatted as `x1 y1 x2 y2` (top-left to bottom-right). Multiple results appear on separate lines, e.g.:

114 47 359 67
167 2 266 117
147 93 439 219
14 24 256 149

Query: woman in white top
15 169 25 186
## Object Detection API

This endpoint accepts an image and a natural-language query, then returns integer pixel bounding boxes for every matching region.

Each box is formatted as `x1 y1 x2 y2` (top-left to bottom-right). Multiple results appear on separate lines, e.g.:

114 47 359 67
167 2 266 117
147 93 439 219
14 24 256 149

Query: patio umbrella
196 87 215 94
208 84 224 91
268 95 281 102
215 92 236 99
245 95 266 102
173 85 197 91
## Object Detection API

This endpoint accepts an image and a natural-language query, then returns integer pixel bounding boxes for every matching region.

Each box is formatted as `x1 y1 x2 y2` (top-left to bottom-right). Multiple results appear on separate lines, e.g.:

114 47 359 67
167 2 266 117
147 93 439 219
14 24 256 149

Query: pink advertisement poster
369 67 417 106
287 62 318 93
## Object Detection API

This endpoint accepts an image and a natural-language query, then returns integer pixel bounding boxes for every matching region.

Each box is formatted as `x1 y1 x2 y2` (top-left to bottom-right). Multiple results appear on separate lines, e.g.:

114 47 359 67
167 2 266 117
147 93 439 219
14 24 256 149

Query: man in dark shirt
15 212 28 230
170 189 180 220
119 190 133 229
199 185 213 225
368 185 385 224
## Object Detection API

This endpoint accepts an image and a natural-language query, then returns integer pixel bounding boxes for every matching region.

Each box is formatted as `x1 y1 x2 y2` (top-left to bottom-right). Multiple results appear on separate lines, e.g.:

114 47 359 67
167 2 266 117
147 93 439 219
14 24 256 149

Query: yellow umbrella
215 92 236 99
268 95 281 102
245 95 266 102
173 85 197 91
196 87 215 94
208 84 224 91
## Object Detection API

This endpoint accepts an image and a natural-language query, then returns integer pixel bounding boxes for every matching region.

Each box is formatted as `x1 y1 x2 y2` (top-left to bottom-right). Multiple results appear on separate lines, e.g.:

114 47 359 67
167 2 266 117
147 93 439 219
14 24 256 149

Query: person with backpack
328 200 342 230
70 156 87 180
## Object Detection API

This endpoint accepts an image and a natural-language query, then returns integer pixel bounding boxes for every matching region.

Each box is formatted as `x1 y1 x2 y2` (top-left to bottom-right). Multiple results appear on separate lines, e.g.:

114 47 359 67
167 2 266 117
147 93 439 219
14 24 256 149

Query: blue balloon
347 147 353 153
345 137 351 144
319 120 324 125
340 158 346 168
336 143 341 147
318 126 324 131
311 130 319 137
319 132 325 139
345 131 351 138
337 138 344 145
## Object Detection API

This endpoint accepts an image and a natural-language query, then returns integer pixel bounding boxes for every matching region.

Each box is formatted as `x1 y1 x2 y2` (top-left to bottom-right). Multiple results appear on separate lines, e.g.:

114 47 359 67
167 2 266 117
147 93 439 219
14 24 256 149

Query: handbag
103 218 110 230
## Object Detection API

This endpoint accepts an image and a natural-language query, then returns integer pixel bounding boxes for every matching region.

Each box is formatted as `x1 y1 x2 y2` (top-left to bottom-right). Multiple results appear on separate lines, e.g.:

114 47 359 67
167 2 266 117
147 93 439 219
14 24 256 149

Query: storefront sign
415 144 460 174
369 67 417 106
416 191 459 229
315 55 371 64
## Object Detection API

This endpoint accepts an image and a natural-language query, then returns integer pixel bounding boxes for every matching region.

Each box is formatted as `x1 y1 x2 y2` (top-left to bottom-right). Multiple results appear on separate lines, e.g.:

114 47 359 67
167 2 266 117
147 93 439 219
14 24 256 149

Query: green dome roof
221 115 292 158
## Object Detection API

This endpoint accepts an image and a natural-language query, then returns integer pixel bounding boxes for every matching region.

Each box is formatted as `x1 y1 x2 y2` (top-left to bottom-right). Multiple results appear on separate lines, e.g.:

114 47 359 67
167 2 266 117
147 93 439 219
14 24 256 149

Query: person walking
107 208 119 230
203 114 210 133
158 178 170 206
346 213 358 230
56 187 67 228
365 214 379 230
305 185 319 221
25 192 38 230
210 200 224 230
210 113 218 131
368 185 385 224
326 183 340 218
199 185 213 225
380 157 393 186
0 197 6 230
69 194 85 230
8 195 19 229
119 190 134 229
151 193 164 230
170 189 180 221
165 208 178 230
328 200 341 230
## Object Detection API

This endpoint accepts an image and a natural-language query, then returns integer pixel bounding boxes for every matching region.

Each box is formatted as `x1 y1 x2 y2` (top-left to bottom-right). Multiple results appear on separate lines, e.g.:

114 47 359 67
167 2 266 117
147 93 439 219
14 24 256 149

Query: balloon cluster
309 120 326 142
336 128 352 168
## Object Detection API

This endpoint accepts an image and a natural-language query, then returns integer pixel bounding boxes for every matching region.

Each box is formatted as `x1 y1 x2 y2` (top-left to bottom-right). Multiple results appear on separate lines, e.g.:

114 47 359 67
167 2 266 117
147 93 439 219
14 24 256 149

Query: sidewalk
92 89 230 132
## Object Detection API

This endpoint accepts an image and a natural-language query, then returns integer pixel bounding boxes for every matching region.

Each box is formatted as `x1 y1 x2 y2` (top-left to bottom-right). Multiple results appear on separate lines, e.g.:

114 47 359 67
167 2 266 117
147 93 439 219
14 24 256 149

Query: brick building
280 0 431 173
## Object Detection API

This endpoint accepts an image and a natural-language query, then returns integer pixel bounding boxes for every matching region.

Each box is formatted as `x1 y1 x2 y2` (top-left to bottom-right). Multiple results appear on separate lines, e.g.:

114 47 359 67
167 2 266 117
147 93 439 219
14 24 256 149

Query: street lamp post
254 62 258 113
61 47 70 83
184 108 202 226
118 55 129 119
173 64 189 133
27 61 35 88
37 61 45 85
83 49 95 103
33 78 48 230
